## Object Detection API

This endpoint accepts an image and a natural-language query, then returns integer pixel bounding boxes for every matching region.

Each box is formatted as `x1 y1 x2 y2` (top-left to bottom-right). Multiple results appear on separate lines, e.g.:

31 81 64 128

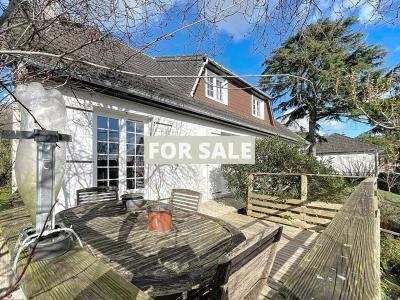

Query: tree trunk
308 110 317 156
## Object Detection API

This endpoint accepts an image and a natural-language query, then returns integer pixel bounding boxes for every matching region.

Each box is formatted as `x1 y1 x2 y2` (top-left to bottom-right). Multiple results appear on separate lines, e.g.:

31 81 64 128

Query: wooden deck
261 224 319 299
199 201 320 300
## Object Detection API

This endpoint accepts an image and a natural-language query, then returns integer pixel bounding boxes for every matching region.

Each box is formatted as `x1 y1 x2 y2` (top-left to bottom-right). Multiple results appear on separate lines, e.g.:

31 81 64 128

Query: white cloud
284 112 345 135
321 119 345 130
358 2 377 23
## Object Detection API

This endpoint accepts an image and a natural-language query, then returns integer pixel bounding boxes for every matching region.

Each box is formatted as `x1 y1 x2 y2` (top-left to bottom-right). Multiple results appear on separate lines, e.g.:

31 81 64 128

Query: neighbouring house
316 133 380 176
9 23 300 211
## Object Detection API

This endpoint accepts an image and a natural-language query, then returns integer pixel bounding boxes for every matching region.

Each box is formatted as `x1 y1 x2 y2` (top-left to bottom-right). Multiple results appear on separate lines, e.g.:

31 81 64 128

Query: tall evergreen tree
261 18 386 155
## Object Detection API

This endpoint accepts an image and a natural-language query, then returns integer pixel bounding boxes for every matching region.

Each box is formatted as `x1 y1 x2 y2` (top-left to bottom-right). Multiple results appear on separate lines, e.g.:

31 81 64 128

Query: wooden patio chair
76 186 119 206
169 189 201 212
210 226 282 300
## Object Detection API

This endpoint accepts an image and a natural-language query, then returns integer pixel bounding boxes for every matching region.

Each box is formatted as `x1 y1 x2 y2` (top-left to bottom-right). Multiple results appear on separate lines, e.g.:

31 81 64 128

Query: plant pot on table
147 203 173 233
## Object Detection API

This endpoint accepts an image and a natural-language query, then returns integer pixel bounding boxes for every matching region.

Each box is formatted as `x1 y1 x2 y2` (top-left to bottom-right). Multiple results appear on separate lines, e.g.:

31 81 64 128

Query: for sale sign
144 136 255 164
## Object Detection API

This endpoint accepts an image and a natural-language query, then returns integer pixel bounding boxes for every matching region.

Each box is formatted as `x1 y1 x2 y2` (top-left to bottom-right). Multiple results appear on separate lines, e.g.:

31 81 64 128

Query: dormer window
205 69 228 104
252 96 264 119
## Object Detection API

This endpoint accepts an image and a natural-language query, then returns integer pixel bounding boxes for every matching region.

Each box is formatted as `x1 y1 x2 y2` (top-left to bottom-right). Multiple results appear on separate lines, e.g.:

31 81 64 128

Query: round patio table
56 201 245 298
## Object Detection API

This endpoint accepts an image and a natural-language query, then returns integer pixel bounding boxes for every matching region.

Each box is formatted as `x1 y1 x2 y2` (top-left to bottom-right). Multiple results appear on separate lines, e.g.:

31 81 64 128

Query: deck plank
261 224 319 299
0 204 151 300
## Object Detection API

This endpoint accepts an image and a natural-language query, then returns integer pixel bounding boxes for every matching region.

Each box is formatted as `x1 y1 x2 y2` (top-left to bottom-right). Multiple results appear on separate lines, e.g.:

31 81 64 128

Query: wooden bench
213 225 282 299
198 202 282 300
271 177 380 300
0 203 151 300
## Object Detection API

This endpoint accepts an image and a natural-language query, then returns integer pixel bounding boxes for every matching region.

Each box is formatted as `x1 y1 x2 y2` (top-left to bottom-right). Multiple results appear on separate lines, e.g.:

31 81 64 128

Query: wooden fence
272 177 381 299
246 173 364 231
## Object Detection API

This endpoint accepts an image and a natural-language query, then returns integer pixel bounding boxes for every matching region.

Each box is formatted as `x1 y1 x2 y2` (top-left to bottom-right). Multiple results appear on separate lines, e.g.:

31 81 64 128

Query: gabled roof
155 54 271 100
316 134 380 155
6 20 299 141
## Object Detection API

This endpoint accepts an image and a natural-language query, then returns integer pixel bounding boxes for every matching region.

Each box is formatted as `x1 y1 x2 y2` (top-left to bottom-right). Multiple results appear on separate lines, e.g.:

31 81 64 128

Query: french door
95 115 144 191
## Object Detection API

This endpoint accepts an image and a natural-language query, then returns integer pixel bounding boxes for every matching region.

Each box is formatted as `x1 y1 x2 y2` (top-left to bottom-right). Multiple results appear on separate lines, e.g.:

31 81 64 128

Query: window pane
109 131 119 143
97 142 108 154
109 118 119 131
216 79 223 101
127 156 135 166
207 83 214 97
97 168 108 180
109 155 119 167
127 144 135 155
136 123 144 133
136 178 144 188
136 156 144 166
97 155 107 167
97 116 108 129
136 145 144 155
97 115 120 190
98 180 107 187
127 179 134 189
127 167 135 178
109 180 119 187
109 168 119 179
136 167 144 177
97 130 107 142
136 134 144 145
126 120 145 189
127 133 135 144
109 143 119 154
126 121 135 133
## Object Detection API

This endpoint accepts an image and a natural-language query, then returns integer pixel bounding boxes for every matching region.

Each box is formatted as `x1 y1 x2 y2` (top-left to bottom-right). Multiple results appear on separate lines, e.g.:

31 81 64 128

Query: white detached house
11 24 300 211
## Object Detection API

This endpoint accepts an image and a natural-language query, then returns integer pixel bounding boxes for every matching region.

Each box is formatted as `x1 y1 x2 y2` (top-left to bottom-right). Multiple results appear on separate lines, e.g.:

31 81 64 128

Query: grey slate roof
6 20 299 141
155 55 205 95
316 134 380 155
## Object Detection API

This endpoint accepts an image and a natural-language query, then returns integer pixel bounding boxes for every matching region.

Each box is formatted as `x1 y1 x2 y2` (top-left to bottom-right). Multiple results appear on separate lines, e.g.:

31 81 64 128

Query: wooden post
247 174 254 212
300 175 308 203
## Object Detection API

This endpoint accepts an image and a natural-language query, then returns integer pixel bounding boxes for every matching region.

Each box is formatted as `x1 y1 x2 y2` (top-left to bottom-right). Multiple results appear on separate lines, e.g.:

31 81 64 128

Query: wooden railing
246 173 357 231
272 177 381 299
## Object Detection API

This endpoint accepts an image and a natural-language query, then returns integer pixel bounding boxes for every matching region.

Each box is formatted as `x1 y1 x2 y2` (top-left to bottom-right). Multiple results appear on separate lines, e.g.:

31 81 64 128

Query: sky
148 3 400 138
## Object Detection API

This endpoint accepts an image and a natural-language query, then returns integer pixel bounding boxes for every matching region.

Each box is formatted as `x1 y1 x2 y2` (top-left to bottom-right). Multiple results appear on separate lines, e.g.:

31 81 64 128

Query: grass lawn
378 189 400 203
0 186 20 211
378 189 400 232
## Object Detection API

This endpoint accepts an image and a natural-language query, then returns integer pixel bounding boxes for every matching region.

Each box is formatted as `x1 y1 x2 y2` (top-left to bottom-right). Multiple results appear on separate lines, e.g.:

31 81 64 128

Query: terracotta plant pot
147 204 173 233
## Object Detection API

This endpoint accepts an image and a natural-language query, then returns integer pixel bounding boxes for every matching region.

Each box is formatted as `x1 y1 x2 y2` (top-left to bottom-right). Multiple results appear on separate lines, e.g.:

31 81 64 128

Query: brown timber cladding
194 78 274 126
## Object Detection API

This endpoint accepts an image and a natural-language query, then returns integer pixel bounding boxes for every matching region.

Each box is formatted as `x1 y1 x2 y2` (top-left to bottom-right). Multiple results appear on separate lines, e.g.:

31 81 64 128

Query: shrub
0 139 12 187
381 233 400 300
223 137 355 204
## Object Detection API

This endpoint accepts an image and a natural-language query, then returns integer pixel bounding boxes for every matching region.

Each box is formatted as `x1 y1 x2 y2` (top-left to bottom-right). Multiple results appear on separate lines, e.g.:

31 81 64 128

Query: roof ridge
155 54 206 61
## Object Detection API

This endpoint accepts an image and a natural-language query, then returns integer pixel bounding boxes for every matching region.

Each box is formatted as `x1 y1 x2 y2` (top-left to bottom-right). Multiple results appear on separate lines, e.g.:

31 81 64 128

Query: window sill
252 113 265 120
205 95 228 105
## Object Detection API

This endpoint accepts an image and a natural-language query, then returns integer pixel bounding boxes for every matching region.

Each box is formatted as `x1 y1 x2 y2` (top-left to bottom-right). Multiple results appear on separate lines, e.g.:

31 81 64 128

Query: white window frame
93 111 146 193
252 95 265 119
205 69 228 105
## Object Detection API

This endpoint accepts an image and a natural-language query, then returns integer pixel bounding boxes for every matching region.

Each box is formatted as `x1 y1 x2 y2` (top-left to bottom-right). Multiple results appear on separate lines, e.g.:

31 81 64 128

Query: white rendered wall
317 153 377 176
55 87 265 211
